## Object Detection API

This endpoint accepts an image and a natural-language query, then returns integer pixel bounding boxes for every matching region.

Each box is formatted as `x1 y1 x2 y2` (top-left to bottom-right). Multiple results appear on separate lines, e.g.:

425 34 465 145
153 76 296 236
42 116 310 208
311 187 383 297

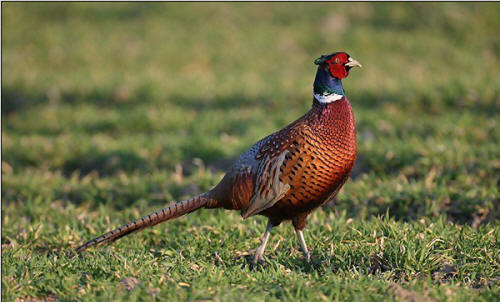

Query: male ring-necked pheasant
75 51 362 264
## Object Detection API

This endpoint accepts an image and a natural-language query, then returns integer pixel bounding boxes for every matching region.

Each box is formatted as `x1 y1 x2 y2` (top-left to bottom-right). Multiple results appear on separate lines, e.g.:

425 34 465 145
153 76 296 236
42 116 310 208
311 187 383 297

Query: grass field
2 3 500 301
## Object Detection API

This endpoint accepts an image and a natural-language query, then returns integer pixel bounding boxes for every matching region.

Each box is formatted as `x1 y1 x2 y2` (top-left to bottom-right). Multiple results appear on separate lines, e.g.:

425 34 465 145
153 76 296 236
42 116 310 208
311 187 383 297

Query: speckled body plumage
210 97 357 227
75 52 362 263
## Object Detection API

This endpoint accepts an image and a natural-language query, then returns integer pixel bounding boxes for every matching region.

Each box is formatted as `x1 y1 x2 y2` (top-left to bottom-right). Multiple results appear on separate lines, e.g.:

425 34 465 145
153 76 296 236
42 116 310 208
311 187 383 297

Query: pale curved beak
345 57 362 68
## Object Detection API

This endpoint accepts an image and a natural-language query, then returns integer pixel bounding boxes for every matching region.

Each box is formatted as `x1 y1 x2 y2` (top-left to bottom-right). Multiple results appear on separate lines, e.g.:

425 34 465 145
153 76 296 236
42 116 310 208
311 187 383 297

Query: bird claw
304 251 311 263
252 254 266 266
238 248 266 267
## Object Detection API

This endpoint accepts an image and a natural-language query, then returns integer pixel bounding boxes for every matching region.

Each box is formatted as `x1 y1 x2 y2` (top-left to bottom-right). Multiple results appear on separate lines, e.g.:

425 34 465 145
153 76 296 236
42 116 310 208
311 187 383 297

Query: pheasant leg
253 221 273 265
295 229 311 262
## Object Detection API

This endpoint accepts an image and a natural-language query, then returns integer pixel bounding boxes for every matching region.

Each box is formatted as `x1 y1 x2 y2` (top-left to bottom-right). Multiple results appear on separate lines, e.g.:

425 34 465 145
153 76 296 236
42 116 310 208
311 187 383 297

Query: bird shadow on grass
62 150 151 177
54 151 238 210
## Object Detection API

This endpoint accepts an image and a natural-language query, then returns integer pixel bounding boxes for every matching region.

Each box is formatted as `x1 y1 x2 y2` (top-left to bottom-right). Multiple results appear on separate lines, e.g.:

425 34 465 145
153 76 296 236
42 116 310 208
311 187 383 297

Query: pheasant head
313 51 361 104
314 51 362 79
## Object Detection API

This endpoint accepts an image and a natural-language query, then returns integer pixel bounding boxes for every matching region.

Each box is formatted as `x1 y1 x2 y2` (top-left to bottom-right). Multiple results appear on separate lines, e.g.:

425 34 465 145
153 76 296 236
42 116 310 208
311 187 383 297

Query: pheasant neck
313 67 345 104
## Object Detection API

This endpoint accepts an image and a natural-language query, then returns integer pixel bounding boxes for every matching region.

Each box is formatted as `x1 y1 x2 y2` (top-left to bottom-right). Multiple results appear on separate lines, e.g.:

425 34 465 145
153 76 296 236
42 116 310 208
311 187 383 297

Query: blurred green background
2 3 499 301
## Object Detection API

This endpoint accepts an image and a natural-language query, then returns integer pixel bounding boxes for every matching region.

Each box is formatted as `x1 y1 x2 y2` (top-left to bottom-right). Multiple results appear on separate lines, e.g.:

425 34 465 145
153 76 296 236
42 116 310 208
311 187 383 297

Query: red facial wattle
327 53 349 79
329 62 347 79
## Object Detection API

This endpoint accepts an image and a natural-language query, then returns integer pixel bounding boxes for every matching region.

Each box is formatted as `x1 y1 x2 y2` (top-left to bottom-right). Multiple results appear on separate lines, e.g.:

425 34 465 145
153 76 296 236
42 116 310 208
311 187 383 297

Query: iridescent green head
314 52 362 79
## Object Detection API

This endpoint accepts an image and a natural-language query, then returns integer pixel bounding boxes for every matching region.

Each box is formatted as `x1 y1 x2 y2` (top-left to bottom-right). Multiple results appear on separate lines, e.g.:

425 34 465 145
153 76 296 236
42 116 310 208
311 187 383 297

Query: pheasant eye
334 58 340 64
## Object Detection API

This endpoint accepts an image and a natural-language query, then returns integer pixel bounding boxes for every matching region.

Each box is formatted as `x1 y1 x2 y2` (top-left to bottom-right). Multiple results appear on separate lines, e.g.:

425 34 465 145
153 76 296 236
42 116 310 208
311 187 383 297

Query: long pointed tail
75 194 211 253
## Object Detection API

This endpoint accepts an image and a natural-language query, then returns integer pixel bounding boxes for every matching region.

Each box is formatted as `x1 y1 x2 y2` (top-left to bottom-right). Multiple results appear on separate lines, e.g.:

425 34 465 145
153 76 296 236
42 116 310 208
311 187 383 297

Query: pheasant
75 51 362 264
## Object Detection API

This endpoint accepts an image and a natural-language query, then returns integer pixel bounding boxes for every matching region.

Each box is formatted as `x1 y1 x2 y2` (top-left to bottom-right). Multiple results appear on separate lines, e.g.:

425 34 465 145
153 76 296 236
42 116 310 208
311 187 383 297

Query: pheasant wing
241 123 307 218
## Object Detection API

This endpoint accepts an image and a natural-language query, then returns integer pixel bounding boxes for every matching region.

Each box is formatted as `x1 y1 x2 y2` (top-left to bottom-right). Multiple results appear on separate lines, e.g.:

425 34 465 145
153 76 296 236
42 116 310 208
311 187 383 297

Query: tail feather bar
74 194 210 253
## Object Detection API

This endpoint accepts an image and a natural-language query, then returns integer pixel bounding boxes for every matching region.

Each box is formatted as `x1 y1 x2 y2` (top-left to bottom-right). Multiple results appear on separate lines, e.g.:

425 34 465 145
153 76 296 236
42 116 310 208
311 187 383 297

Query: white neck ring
313 92 343 104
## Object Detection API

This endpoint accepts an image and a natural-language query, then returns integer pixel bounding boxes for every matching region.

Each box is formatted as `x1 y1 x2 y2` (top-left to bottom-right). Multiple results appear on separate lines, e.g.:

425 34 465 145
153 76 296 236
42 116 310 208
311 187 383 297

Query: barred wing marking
241 150 290 218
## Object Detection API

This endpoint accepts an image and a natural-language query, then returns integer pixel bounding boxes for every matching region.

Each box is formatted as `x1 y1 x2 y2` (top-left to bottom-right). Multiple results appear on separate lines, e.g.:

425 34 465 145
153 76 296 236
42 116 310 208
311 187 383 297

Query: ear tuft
314 52 339 65
314 55 329 65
